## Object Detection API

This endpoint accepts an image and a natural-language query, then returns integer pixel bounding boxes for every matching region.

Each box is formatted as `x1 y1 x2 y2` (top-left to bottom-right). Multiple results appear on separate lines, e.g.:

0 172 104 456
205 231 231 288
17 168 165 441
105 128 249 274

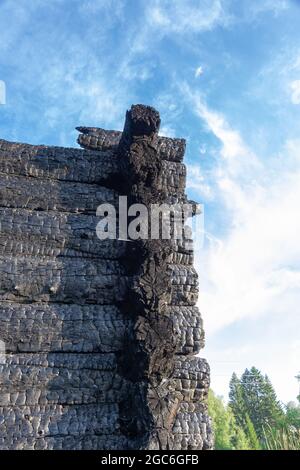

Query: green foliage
229 372 247 430
244 414 260 450
210 368 300 450
262 399 300 449
230 420 252 450
229 367 284 445
208 390 252 450
285 401 300 429
263 424 300 450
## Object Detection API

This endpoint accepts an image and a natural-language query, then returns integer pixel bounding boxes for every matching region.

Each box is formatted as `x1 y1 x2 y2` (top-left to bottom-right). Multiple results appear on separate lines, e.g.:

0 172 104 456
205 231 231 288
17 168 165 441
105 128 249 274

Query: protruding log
168 306 205 354
76 127 186 163
172 357 210 402
169 264 199 306
76 127 122 150
0 139 186 197
171 405 213 450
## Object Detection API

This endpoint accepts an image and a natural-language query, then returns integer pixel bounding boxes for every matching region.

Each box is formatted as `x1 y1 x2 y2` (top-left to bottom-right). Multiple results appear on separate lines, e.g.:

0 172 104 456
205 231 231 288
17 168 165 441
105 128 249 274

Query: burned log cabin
0 104 212 450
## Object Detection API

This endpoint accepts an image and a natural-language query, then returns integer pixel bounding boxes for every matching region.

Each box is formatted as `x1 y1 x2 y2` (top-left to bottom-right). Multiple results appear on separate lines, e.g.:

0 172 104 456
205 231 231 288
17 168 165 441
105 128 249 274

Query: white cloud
159 125 176 138
181 87 300 402
249 0 289 17
182 85 262 191
182 87 300 338
193 99 254 162
290 79 300 104
187 165 214 200
0 0 136 141
146 0 229 34
145 0 289 38
201 173 300 334
252 46 300 115
195 66 204 78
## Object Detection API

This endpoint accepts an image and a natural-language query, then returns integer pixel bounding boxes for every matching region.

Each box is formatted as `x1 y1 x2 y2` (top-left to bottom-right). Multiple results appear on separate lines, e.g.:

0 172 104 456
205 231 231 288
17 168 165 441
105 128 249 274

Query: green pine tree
229 372 247 430
229 367 284 444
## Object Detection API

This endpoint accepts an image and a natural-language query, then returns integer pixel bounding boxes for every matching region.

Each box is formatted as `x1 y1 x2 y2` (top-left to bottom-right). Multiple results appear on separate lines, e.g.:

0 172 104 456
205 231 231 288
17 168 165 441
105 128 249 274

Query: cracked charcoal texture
0 104 213 450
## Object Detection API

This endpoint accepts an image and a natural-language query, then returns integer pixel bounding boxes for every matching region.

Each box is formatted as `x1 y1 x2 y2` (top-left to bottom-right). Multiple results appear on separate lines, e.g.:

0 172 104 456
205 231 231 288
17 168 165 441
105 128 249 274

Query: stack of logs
0 105 213 450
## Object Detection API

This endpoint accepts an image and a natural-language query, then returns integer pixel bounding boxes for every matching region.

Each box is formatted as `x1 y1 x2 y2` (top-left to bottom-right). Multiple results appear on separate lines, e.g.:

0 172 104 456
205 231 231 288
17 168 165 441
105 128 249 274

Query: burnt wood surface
0 104 212 450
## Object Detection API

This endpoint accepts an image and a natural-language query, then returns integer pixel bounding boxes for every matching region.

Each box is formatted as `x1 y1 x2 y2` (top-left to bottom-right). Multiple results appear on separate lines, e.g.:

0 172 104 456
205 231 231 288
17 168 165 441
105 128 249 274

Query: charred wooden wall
0 104 213 450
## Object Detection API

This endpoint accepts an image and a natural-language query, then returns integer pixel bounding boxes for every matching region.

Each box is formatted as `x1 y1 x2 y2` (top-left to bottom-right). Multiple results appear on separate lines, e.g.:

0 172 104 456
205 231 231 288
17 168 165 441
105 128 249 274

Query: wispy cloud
187 164 214 199
182 86 300 339
290 79 300 104
0 0 137 143
146 0 230 34
180 84 300 401
248 0 289 17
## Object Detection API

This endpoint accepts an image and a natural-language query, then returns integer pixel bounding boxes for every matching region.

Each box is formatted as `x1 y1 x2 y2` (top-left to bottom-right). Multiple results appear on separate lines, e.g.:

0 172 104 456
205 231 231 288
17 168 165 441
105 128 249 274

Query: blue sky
1 0 300 403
